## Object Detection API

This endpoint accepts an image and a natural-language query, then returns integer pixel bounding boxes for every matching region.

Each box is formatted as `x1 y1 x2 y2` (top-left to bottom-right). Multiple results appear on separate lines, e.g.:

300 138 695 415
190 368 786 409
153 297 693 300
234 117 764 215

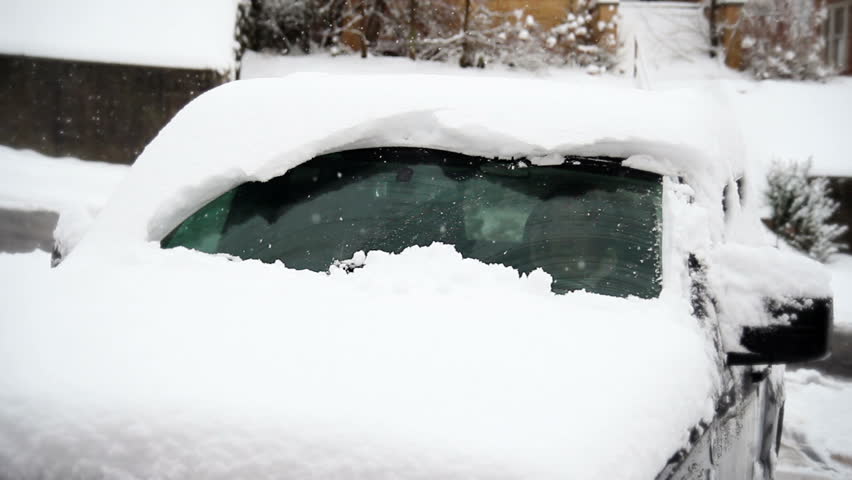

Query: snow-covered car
1 74 833 480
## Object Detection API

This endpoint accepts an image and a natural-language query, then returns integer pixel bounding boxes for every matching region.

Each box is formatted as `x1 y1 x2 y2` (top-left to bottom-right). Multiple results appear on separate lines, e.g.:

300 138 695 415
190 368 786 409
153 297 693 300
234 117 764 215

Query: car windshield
162 148 662 298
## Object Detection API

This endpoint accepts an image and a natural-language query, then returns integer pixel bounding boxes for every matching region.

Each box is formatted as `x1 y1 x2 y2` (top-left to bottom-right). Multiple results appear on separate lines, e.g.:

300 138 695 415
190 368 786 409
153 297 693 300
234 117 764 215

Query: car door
656 179 783 480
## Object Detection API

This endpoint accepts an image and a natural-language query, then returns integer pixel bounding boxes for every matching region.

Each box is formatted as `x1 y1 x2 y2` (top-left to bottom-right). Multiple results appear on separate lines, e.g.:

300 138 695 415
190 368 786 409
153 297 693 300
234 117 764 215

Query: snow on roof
78 73 746 251
0 0 240 70
0 146 129 214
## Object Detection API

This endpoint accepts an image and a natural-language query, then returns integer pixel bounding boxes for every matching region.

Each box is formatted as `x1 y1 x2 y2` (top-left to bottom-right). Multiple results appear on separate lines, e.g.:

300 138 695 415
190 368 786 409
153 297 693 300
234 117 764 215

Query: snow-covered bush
358 0 465 60
541 2 618 69
235 0 253 66
738 0 831 80
242 0 616 71
459 1 618 70
243 0 347 54
765 159 847 262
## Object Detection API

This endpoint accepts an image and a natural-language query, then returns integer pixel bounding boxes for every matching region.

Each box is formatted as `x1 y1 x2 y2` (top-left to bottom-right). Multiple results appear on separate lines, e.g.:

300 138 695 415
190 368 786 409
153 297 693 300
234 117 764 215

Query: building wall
0 54 230 164
716 2 746 70
826 0 852 74
488 0 573 28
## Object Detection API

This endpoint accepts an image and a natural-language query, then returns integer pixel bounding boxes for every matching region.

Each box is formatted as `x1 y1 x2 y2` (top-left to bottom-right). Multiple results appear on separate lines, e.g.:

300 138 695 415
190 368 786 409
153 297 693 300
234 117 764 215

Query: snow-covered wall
0 0 241 70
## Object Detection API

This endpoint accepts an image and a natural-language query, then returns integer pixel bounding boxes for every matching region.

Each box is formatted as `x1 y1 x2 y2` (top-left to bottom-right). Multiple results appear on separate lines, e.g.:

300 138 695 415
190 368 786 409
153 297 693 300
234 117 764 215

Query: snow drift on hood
0 244 719 480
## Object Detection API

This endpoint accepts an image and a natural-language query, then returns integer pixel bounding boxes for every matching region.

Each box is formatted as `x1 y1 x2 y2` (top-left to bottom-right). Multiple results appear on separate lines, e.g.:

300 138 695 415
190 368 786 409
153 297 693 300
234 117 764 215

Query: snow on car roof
78 73 746 252
0 0 240 70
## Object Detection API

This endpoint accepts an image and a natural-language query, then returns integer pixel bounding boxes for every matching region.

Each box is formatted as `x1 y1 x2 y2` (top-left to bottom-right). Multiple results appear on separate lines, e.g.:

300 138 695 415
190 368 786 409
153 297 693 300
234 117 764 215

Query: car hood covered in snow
0 243 719 480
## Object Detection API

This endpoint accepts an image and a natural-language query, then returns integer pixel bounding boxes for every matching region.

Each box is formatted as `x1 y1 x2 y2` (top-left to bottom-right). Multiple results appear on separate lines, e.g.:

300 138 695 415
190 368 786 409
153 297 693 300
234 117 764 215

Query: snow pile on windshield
330 244 554 294
0 0 240 70
0 243 719 480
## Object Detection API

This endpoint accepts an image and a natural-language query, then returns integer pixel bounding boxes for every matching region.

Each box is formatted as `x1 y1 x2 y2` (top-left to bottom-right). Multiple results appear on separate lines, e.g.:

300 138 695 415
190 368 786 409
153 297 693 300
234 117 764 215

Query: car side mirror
701 245 834 366
727 297 832 365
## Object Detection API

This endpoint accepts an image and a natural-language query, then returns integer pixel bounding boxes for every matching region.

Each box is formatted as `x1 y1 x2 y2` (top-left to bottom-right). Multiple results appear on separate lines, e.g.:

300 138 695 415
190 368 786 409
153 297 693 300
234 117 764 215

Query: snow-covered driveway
777 370 852 480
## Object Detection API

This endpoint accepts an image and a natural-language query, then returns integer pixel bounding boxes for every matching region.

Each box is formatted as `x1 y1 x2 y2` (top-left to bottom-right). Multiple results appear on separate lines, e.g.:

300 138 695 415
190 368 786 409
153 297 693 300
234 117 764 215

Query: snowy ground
0 146 128 253
778 370 852 480
0 145 128 214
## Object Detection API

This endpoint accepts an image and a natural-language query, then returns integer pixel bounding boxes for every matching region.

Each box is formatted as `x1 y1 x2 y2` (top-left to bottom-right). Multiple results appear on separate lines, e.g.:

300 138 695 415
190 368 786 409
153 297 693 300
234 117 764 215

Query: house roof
0 0 240 71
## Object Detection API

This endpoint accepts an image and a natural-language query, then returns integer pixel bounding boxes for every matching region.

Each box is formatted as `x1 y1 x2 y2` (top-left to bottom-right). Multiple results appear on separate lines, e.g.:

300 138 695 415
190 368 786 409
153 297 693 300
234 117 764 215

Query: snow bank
0 0 240 70
828 254 852 328
0 243 719 479
0 250 51 283
0 146 129 257
778 369 852 480
74 73 744 256
243 51 625 86
728 77 852 178
0 146 128 214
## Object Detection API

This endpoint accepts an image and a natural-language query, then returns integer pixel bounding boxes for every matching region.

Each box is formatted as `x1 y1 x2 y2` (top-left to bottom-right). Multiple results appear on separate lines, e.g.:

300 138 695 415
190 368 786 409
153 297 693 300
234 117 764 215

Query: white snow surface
77 72 745 255
828 254 852 328
241 52 852 180
729 78 852 178
0 146 129 255
618 2 710 76
0 0 240 70
778 369 852 480
0 146 129 214
0 244 719 479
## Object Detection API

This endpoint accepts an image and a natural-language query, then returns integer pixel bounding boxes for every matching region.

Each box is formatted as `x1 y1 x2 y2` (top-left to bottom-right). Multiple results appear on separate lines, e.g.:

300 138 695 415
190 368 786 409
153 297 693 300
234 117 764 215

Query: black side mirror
727 297 832 366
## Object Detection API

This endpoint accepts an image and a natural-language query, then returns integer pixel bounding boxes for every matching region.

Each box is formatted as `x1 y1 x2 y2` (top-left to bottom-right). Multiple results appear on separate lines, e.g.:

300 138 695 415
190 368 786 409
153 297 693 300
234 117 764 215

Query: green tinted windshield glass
163 148 662 298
